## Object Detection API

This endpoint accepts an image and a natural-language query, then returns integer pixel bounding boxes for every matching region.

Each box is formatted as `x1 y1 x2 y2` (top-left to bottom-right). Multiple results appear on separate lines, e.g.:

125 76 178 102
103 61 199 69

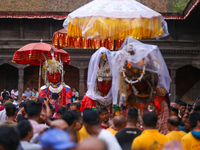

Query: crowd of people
0 86 39 105
0 85 200 150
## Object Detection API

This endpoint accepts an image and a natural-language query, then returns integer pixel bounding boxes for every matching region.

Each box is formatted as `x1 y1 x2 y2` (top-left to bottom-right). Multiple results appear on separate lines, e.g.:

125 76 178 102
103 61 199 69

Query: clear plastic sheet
63 0 169 40
85 47 113 106
111 36 171 105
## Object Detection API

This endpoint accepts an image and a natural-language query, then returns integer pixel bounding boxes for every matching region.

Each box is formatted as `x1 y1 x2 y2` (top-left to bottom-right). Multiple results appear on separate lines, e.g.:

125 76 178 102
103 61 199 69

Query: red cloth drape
80 95 96 112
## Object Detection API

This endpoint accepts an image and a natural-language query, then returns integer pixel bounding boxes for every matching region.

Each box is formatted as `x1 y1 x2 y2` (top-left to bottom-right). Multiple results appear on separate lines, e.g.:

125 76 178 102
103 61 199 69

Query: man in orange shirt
166 116 186 141
181 111 200 150
132 112 168 150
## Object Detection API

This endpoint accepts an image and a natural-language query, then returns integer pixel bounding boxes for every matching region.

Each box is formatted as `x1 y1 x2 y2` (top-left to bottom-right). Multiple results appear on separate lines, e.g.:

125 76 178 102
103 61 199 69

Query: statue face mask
95 53 112 96
97 79 112 94
47 72 61 83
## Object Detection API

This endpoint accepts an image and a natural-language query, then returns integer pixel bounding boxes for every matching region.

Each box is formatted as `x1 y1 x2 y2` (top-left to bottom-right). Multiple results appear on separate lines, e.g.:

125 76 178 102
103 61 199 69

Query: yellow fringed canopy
67 17 164 40
52 28 124 50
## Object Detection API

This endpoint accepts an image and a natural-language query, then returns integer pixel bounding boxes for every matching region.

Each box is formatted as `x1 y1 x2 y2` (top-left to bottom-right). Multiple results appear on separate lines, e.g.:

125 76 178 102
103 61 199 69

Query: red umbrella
12 42 70 65
12 42 71 91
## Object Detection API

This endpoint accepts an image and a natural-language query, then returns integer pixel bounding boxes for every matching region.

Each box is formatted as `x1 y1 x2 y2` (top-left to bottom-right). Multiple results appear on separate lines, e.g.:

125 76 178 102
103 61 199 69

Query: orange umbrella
52 28 124 50
12 42 71 91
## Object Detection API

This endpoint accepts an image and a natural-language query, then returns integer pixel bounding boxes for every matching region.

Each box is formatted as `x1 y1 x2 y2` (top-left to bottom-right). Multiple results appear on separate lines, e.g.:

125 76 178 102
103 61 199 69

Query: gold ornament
133 68 139 74
137 60 144 66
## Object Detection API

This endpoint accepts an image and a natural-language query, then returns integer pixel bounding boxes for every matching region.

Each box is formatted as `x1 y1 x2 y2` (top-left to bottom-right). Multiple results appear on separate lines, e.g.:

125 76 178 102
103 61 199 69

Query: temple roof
0 0 199 19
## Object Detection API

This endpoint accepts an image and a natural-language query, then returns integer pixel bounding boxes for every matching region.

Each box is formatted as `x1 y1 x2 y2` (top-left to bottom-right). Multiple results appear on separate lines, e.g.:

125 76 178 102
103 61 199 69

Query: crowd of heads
169 97 200 133
0 92 137 150
1 88 200 150
0 91 116 150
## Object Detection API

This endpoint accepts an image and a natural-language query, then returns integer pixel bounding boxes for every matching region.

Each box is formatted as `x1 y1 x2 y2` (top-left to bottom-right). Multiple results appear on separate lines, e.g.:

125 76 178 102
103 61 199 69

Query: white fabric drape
86 47 113 106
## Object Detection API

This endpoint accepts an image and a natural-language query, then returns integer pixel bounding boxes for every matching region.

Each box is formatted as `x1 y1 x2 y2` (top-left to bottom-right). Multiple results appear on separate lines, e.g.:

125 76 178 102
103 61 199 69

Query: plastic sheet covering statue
111 36 171 134
80 47 113 111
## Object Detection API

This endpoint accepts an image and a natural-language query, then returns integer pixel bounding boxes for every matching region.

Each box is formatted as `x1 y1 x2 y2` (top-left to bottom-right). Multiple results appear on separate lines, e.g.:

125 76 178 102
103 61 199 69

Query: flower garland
122 58 146 84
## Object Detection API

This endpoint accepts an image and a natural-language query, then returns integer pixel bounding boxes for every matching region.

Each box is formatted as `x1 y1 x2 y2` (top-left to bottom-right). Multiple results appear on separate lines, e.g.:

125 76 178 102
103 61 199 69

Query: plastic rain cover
86 47 113 106
63 0 169 40
111 36 171 105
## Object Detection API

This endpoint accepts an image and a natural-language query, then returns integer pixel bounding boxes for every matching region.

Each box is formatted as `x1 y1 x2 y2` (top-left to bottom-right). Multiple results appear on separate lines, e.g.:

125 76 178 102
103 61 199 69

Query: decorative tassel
132 85 138 96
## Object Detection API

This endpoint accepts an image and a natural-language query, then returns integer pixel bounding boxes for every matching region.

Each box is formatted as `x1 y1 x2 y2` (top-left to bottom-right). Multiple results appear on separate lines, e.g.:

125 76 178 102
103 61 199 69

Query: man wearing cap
0 96 13 111
20 93 27 103
40 128 76 150
83 108 122 150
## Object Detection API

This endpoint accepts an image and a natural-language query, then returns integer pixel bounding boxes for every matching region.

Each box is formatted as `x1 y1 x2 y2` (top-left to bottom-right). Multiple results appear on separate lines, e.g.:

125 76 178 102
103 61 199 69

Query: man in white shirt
83 108 122 150
11 87 18 100
16 120 41 150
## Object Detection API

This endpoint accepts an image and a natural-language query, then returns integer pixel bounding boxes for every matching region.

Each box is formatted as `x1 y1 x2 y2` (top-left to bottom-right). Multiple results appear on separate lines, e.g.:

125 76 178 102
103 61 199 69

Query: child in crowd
97 106 109 129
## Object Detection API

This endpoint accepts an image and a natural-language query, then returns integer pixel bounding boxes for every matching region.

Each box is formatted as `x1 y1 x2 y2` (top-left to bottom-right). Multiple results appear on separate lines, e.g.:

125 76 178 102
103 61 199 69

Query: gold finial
40 39 43 43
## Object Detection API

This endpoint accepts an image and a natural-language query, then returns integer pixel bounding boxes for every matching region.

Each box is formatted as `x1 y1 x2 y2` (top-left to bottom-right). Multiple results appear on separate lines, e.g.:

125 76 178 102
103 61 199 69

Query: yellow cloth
68 17 164 40
131 129 168 150
181 132 200 150
77 130 85 143
106 128 118 136
78 126 90 143
166 131 186 141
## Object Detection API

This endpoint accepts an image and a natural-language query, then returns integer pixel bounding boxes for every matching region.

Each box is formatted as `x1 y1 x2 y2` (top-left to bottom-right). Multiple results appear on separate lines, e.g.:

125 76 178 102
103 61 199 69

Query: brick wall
63 65 79 90
24 65 42 91
0 64 18 92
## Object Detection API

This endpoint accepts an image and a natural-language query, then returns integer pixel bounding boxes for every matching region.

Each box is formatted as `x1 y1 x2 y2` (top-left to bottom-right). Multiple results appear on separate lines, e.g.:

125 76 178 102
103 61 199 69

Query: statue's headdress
42 49 64 84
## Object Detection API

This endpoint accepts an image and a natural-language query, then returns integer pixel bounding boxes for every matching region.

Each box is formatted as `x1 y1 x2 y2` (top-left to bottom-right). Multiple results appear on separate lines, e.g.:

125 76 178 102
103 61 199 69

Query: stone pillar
18 67 24 100
79 68 85 97
170 69 176 102
19 20 24 39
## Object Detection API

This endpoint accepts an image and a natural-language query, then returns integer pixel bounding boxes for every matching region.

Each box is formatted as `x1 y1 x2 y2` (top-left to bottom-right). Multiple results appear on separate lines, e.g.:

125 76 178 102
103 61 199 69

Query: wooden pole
38 61 41 92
